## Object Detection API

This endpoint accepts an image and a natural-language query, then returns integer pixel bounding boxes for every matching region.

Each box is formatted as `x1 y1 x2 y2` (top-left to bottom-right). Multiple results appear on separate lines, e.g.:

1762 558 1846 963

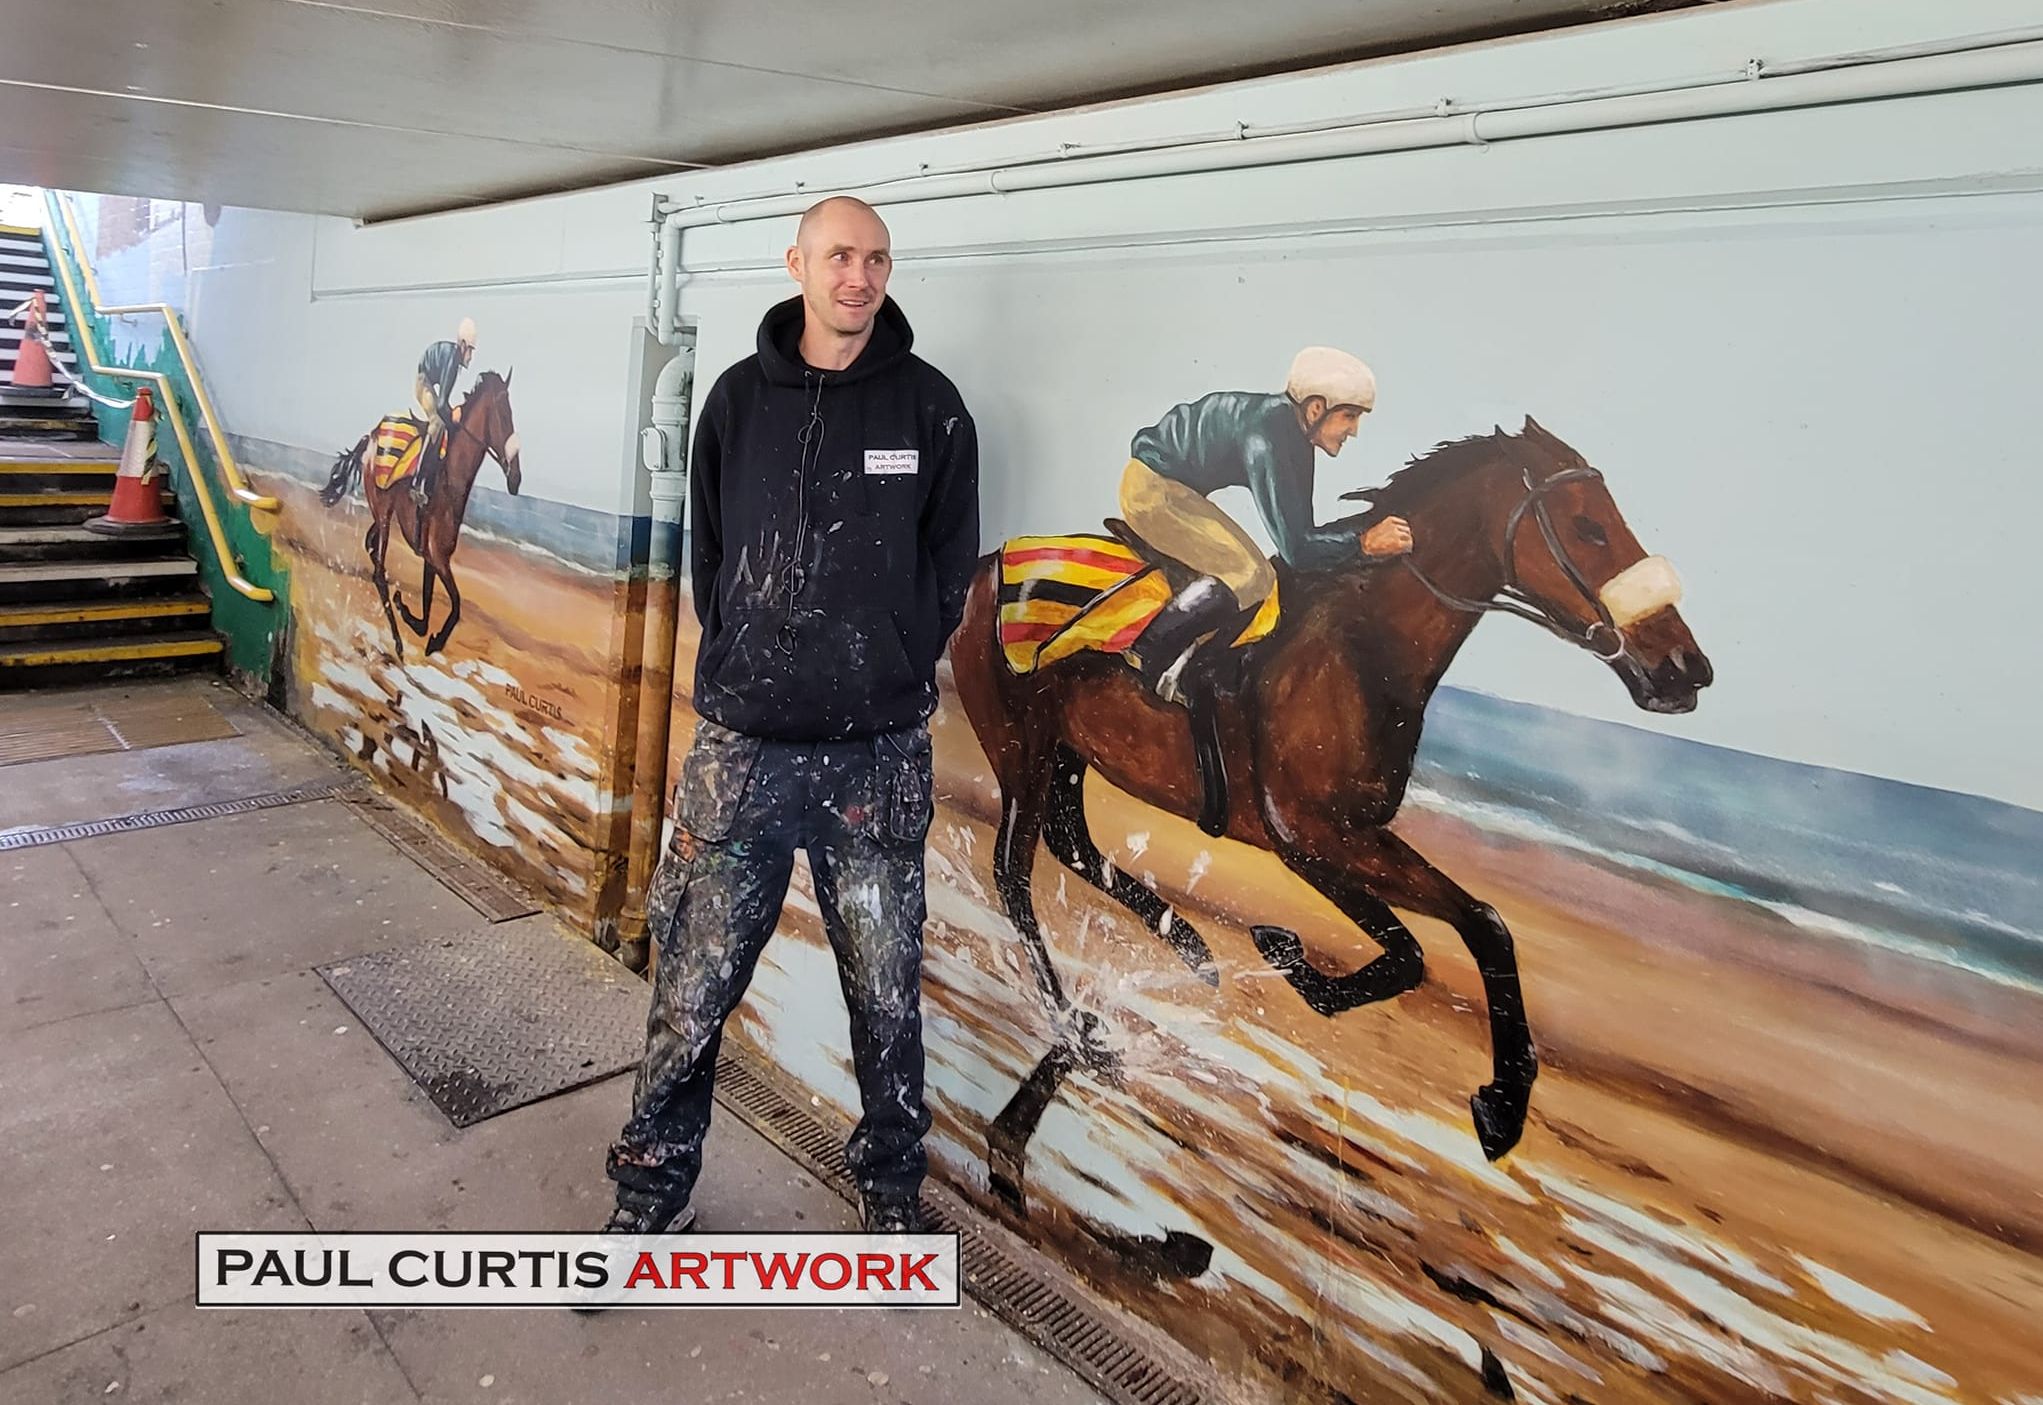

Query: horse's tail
320 433 369 506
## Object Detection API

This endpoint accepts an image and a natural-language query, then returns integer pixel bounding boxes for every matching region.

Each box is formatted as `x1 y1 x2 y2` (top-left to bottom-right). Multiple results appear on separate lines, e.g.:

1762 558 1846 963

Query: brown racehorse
320 370 523 657
952 417 1713 1189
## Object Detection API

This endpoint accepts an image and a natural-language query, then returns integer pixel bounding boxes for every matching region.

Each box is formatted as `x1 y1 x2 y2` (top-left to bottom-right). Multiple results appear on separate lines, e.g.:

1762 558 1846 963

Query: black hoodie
686 295 981 741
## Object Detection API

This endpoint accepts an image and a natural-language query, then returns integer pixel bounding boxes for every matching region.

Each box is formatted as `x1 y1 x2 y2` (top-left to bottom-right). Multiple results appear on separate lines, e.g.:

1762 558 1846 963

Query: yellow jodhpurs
1118 459 1277 608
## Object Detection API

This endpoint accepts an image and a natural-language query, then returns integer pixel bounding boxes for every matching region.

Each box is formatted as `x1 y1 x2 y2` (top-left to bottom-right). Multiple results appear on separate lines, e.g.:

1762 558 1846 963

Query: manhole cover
317 923 648 1127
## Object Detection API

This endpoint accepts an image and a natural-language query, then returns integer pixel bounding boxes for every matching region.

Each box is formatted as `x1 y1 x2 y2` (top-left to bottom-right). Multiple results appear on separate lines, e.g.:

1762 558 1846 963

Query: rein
448 390 508 466
1396 465 1628 662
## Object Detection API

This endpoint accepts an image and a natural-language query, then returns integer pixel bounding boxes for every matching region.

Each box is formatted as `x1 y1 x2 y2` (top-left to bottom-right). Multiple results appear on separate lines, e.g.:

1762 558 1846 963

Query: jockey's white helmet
1286 347 1376 412
457 317 478 347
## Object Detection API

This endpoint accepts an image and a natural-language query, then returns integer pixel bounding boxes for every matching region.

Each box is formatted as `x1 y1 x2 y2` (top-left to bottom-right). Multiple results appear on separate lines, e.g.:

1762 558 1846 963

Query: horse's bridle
449 396 511 466
1399 464 1630 663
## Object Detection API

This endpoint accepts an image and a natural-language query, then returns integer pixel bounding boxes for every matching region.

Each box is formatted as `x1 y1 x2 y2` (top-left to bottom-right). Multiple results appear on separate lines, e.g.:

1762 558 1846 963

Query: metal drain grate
340 792 540 923
0 776 363 851
713 1052 1210 1405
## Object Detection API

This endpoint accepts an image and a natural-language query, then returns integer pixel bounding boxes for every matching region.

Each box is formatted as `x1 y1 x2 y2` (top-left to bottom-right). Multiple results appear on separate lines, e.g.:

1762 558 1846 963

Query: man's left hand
1362 517 1414 558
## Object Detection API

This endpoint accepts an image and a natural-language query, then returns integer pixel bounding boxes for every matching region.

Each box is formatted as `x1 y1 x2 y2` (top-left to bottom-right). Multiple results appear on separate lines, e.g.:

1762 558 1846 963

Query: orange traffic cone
8 290 56 388
84 385 178 538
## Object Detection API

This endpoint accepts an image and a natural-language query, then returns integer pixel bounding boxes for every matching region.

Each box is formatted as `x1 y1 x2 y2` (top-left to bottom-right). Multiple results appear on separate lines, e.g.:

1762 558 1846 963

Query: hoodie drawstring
779 371 827 655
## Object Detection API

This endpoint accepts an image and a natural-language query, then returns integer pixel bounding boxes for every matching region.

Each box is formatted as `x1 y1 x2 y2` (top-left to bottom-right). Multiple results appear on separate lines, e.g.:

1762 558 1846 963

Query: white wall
101 0 2043 809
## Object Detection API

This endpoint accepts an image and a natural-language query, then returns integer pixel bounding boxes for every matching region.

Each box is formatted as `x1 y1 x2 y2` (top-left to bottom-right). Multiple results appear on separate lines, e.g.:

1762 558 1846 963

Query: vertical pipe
618 340 695 970
645 196 665 338
656 220 681 345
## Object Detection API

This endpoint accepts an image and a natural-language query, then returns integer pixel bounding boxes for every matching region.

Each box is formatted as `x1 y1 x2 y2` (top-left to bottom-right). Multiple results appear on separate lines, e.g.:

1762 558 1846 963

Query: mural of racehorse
951 417 1713 1207
319 370 523 657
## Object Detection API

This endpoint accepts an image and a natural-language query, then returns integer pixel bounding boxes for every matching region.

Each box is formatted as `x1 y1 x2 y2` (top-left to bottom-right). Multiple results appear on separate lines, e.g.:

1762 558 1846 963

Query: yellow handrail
39 191 275 604
52 193 278 512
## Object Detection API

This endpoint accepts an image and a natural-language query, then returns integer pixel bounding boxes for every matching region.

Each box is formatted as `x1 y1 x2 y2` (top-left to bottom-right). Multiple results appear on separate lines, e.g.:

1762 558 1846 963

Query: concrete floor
1 678 1107 1405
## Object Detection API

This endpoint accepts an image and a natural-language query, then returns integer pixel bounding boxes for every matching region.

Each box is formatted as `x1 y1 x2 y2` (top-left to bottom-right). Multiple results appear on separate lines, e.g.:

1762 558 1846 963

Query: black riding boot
412 426 442 507
1129 576 1238 836
1129 576 1235 704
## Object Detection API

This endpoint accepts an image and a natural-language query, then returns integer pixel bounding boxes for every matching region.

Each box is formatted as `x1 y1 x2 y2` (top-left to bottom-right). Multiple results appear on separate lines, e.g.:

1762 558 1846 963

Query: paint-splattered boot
601 1185 697 1236
571 1187 697 1314
860 1192 926 1235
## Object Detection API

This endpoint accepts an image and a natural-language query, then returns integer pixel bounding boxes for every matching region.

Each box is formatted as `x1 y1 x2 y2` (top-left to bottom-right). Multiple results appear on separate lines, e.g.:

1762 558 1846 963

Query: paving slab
1 844 154 1034
0 1001 304 1371
65 800 465 998
0 1300 419 1405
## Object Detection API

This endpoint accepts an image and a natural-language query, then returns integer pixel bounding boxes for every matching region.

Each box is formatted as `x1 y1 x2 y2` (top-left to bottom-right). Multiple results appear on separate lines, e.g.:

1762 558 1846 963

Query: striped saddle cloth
368 416 427 490
996 532 1279 676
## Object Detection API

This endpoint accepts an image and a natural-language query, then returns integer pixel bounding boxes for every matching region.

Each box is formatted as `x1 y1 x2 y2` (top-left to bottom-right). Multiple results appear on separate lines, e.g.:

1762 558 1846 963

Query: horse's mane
1341 431 1515 518
461 369 506 407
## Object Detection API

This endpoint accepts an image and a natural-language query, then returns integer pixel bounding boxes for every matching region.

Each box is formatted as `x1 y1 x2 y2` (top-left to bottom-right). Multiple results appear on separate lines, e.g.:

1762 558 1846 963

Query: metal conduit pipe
618 341 695 969
656 219 681 345
650 34 2043 337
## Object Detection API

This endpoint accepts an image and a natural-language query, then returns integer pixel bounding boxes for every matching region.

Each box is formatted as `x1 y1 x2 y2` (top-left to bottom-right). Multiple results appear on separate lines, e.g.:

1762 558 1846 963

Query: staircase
2 224 95 442
1 224 224 689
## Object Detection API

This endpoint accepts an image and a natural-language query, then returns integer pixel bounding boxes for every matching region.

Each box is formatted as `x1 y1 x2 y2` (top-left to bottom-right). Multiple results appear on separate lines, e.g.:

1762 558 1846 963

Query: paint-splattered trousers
606 716 937 1207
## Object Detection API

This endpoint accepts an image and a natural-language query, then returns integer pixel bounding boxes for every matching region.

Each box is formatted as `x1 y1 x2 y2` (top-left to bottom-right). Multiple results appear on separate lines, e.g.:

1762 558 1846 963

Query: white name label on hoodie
864 450 919 476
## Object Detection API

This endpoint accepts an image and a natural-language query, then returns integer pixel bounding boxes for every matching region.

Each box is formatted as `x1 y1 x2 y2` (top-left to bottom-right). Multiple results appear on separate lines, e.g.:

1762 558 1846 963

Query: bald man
601 196 980 1241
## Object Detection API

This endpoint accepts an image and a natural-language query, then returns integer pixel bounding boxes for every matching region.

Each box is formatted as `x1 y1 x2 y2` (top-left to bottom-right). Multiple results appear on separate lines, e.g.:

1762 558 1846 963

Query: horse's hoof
1080 1225 1214 1282
1469 1082 1529 1161
1250 922 1304 969
1480 1344 1516 1400
1065 1009 1123 1082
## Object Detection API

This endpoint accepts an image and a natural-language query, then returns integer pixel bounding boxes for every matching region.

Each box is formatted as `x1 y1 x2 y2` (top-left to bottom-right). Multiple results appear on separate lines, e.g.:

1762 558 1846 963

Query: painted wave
1410 688 2043 993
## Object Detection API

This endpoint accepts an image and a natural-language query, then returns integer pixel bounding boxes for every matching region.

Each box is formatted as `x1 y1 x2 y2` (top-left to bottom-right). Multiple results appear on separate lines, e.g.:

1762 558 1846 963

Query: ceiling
0 0 1702 222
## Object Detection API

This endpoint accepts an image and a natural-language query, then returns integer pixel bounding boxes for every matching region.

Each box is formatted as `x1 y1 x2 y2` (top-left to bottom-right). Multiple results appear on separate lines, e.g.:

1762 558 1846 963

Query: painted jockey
1117 347 1413 833
411 317 476 507
1122 346 1413 697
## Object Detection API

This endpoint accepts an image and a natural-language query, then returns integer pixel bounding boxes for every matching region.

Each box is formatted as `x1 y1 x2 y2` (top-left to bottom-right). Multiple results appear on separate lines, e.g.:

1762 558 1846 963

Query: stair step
0 489 112 527
0 425 99 443
0 629 223 690
0 489 176 527
0 419 98 441
0 331 75 348
0 490 111 505
0 524 188 566
0 556 198 604
0 343 76 364
0 594 210 643
0 404 95 420
0 460 120 479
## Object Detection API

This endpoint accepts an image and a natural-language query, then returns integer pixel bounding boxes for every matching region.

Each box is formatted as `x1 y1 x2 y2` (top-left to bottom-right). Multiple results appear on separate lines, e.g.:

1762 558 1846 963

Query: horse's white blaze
1600 555 1682 629
502 432 521 461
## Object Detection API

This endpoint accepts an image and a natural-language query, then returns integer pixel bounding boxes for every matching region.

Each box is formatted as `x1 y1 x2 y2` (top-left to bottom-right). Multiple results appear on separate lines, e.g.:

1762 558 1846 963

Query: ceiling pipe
649 32 2043 341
